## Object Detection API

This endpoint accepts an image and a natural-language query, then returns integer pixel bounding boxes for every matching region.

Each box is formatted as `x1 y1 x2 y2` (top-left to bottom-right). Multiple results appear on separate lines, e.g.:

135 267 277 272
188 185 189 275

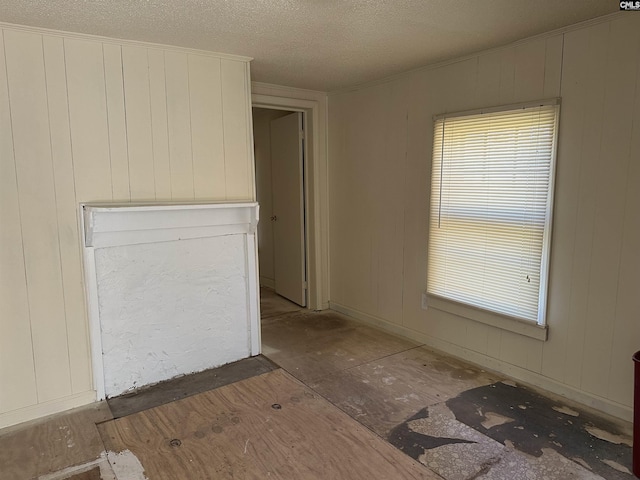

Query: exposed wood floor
98 369 435 479
0 287 633 479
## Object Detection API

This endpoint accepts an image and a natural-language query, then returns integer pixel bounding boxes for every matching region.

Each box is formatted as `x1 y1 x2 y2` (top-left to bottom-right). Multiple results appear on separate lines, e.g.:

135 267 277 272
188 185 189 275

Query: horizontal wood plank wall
0 25 253 427
328 14 640 420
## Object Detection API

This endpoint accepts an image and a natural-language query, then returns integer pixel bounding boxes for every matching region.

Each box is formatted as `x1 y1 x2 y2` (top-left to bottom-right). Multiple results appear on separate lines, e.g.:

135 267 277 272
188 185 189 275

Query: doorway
251 85 329 313
252 107 308 308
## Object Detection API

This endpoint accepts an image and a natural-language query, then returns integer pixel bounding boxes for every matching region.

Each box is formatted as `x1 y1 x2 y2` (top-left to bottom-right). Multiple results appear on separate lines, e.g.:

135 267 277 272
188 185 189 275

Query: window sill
426 294 548 341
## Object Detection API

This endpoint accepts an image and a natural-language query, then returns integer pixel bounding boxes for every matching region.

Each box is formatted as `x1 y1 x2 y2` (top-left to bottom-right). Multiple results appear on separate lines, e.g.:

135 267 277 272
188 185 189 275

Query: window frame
425 99 560 341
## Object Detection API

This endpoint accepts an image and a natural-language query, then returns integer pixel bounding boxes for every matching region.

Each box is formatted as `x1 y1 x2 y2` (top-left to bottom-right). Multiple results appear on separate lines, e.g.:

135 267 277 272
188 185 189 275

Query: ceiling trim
329 11 625 96
251 82 326 101
0 21 253 62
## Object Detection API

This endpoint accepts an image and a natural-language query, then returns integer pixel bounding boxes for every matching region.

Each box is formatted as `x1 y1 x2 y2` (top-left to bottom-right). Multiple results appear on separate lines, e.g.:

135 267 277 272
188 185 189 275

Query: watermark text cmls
620 1 640 10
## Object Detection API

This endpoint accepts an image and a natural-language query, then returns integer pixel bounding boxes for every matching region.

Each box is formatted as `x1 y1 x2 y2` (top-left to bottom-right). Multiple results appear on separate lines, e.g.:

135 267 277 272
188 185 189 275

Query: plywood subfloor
259 286 303 320
98 369 441 479
262 309 421 383
0 402 112 479
309 346 500 437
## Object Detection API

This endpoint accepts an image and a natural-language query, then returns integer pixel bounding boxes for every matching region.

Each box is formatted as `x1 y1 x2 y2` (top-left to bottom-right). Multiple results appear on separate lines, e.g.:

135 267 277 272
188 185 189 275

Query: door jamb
251 85 329 310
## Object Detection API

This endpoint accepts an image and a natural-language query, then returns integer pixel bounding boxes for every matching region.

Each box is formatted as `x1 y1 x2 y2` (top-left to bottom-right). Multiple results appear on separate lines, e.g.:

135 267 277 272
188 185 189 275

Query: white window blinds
427 102 559 325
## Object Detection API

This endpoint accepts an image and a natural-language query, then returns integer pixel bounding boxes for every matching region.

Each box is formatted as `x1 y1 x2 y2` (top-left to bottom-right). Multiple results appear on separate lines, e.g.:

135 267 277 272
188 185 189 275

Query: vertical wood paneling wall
0 24 254 427
328 14 640 420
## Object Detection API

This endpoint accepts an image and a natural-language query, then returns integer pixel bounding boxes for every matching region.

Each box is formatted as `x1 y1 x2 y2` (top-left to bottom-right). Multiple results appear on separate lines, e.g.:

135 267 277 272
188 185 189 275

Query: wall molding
0 391 96 430
0 21 252 62
330 302 633 423
329 11 626 95
252 82 327 100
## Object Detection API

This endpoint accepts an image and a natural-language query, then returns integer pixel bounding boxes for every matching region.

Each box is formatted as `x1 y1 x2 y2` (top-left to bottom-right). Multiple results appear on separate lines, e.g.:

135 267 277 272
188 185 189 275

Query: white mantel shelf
80 202 261 400
83 201 259 248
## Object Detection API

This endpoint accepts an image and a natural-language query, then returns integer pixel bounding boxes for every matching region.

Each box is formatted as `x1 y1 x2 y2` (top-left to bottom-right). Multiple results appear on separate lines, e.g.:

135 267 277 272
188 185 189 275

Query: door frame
251 83 329 310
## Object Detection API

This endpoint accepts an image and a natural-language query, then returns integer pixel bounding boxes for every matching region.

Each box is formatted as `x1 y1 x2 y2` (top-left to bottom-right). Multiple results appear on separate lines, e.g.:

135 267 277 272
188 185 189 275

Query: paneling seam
2 29 39 404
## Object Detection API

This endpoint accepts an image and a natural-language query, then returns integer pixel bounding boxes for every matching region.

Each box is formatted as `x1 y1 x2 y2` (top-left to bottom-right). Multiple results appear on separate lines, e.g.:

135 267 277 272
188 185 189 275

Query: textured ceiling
0 1 616 91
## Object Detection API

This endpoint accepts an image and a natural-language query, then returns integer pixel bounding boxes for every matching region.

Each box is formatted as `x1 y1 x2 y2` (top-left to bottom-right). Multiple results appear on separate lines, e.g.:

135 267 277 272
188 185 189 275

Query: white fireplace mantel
81 202 261 400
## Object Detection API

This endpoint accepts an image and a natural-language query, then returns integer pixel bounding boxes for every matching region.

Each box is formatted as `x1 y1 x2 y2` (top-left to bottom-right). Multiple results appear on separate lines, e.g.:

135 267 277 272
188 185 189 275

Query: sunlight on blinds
427 102 559 324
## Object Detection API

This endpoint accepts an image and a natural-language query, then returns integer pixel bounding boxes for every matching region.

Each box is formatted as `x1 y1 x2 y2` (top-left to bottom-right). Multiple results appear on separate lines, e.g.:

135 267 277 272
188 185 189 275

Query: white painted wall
0 23 254 428
252 107 293 288
328 14 640 421
97 236 249 397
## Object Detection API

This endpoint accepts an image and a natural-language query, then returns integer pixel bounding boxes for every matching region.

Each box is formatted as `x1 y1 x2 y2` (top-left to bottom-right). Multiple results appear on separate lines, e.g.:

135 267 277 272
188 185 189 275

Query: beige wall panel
65 38 113 202
540 26 591 385
535 32 564 381
347 89 383 314
580 17 639 398
221 59 252 200
400 73 433 331
147 50 172 200
359 85 391 316
332 85 392 315
513 39 546 100
543 35 563 98
0 23 253 425
464 322 489 356
560 24 610 389
486 328 502 359
562 24 610 390
375 81 410 323
122 46 156 201
164 51 194 200
327 93 347 305
434 58 478 113
327 93 347 303
475 51 502 107
103 44 130 201
0 30 38 413
42 36 91 394
4 29 72 402
608 45 640 403
498 47 516 105
329 15 640 416
427 310 468 347
189 54 225 199
499 331 543 373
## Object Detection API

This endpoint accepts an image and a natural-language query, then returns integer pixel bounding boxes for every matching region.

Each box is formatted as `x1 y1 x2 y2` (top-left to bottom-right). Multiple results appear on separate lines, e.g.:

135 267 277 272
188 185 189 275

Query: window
427 100 559 326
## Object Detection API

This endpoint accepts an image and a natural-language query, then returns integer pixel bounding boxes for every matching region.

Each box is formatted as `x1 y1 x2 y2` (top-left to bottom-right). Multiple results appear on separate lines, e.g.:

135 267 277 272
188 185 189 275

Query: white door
270 112 306 306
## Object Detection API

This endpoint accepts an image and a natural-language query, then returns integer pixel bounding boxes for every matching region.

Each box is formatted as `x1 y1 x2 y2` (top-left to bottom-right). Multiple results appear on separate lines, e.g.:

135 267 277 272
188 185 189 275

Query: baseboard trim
0 391 96 430
259 277 276 289
329 302 633 423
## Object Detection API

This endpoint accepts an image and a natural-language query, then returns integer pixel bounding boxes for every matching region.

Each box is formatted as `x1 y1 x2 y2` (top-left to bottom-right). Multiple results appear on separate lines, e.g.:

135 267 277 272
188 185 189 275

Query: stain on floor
447 381 633 479
388 381 633 480
388 406 475 459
